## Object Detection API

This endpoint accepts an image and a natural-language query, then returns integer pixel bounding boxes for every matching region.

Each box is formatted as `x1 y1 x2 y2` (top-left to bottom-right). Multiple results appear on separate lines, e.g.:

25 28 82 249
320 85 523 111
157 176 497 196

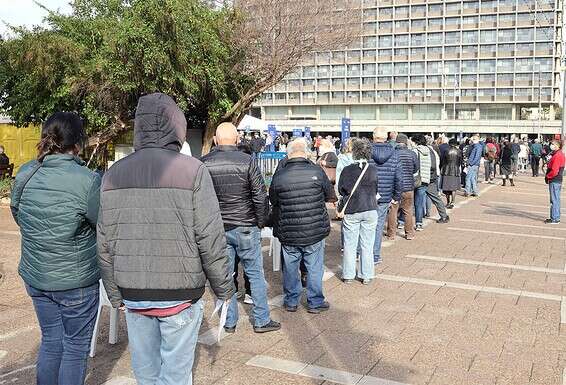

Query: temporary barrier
257 151 286 187
0 123 41 174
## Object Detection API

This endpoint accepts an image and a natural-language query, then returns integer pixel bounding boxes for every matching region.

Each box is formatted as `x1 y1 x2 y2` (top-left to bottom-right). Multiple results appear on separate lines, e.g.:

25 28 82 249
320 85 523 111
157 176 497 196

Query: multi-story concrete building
257 0 563 136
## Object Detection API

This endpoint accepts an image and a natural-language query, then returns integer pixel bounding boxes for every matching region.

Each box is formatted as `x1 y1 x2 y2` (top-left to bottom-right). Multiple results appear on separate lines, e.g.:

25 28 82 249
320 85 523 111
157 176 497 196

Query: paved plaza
0 175 565 385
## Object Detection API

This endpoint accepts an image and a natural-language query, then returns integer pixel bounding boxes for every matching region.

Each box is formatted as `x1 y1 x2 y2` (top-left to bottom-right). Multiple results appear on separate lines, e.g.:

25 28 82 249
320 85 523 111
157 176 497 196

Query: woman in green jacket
11 112 100 385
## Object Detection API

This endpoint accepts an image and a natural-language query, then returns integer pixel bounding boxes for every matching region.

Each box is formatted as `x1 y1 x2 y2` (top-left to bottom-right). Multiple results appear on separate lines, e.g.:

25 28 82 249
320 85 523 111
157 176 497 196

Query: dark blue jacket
372 143 402 203
467 143 483 167
395 144 419 192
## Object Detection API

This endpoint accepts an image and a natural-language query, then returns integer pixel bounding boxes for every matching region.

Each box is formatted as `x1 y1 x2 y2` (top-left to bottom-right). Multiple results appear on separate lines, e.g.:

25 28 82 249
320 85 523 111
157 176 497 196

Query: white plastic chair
261 227 281 272
89 280 120 357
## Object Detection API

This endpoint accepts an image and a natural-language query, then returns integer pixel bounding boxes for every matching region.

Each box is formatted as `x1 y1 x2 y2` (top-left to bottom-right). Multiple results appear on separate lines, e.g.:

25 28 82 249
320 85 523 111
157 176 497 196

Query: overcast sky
0 0 71 36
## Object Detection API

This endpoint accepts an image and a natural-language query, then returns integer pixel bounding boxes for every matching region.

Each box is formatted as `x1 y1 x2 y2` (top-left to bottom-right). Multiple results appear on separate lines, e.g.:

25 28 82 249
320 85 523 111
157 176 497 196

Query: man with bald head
201 123 281 334
270 138 336 313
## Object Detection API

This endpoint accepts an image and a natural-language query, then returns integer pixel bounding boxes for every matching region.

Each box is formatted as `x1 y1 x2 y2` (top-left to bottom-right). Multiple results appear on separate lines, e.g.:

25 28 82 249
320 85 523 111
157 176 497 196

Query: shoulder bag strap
339 163 369 217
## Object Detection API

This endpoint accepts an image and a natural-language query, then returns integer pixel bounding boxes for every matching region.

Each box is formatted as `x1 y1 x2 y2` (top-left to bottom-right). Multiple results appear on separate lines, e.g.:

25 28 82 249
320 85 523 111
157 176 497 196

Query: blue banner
267 124 277 152
292 128 303 138
304 126 311 138
341 118 351 144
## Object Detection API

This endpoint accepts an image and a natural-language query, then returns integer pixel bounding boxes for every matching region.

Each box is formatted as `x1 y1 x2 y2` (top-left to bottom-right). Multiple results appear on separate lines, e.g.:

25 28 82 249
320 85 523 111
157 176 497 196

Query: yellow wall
0 124 41 173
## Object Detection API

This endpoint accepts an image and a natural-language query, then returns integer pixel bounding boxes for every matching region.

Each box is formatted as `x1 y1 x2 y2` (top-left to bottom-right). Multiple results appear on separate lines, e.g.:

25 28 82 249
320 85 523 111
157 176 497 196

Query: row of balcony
362 4 554 19
262 94 554 104
362 19 555 34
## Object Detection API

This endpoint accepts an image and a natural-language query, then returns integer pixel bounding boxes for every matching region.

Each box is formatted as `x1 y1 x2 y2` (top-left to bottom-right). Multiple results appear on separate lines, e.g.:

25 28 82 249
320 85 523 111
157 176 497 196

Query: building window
394 35 409 47
428 32 443 45
445 31 461 44
303 66 316 77
393 76 408 84
378 77 392 86
302 93 315 101
462 45 478 55
536 27 554 41
320 106 347 120
497 59 514 72
480 74 496 83
318 78 330 87
499 13 515 23
411 48 425 56
410 62 425 74
411 34 425 46
303 79 315 87
332 65 346 76
363 36 377 49
428 4 443 14
446 17 461 27
362 64 376 76
413 105 442 120
445 60 461 73
381 105 408 119
481 0 497 11
411 19 426 30
377 91 391 101
347 64 361 76
463 16 478 25
446 3 461 13
332 78 345 87
363 49 377 58
288 92 300 100
426 75 442 84
498 29 515 42
380 7 393 17
332 51 345 61
462 31 478 44
427 61 442 74
516 58 533 72
517 28 535 41
480 44 497 55
478 88 495 97
481 15 497 24
396 6 409 17
428 18 444 28
264 106 287 119
380 21 393 30
362 77 375 86
395 20 409 30
480 106 512 120
479 59 496 72
351 105 376 120
480 30 496 44
362 91 376 101
428 47 443 56
496 88 513 97
461 60 478 73
535 58 553 71
379 49 393 57
379 36 393 48
394 62 409 75
347 78 360 87
378 63 393 75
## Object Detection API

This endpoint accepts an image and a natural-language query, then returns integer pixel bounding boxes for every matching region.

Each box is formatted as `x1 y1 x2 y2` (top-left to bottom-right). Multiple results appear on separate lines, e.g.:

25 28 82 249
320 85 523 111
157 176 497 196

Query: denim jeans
26 282 99 385
373 202 390 263
426 180 448 220
414 185 428 225
126 300 204 385
282 240 325 308
484 160 495 181
343 210 377 280
549 182 562 222
465 165 479 195
225 226 270 328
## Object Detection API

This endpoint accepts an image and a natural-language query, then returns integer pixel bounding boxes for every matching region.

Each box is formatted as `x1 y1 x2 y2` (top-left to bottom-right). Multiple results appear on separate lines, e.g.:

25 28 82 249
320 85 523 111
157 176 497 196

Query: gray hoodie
97 93 235 307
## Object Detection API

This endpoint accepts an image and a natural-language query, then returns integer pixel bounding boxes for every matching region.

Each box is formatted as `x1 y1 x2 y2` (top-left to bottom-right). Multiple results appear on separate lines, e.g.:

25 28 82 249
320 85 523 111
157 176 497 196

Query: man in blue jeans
201 123 280 333
270 138 336 313
465 135 483 197
371 128 402 264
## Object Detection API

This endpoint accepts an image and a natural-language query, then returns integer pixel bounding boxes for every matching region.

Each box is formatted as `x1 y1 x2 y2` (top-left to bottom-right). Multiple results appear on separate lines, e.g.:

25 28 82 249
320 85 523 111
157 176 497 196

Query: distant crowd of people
7 93 566 385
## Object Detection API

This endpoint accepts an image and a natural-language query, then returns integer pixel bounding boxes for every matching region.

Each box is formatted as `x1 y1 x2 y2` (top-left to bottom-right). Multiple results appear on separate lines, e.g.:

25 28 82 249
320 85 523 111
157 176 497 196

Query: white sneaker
244 294 254 305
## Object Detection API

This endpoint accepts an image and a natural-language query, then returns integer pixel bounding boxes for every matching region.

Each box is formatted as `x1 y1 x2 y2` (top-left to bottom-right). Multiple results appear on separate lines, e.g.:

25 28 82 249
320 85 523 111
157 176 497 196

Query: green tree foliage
0 0 237 144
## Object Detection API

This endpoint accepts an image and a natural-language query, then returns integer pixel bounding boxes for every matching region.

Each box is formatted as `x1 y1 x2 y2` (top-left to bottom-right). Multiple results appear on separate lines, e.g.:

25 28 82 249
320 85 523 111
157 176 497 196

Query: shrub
0 178 13 200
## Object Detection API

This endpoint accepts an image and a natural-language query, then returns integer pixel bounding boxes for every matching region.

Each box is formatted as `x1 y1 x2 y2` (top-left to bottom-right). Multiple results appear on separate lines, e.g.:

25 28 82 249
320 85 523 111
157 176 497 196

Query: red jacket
546 150 565 184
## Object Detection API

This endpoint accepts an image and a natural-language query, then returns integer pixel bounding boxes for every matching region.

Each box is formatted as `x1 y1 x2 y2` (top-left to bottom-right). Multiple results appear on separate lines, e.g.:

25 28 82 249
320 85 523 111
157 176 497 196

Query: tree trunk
201 119 217 155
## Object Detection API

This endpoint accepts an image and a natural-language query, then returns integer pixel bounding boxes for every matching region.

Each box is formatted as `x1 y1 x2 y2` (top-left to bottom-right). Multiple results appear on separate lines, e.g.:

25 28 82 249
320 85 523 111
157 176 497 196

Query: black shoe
437 216 450 224
544 219 561 225
342 278 355 284
446 204 454 209
254 320 281 333
224 325 236 334
284 304 298 312
308 301 330 314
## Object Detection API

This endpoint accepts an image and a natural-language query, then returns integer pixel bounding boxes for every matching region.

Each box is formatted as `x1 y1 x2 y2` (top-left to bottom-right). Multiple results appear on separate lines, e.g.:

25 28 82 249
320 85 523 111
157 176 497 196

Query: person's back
270 156 335 246
531 142 543 157
372 142 401 203
98 93 234 385
395 142 418 193
11 112 101 385
0 146 9 167
442 146 462 177
201 145 269 229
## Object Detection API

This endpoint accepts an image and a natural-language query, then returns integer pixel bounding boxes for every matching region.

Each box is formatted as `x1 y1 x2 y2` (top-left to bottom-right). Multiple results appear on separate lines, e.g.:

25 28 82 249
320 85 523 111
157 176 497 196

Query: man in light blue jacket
465 135 483 197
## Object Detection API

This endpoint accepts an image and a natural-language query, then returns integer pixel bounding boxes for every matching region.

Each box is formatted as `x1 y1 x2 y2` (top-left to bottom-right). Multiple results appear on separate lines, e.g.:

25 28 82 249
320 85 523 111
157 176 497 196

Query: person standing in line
386 133 418 240
387 131 398 147
339 138 378 284
318 138 339 185
441 139 462 209
500 140 515 186
530 138 543 177
518 140 530 173
483 137 497 184
201 123 280 334
0 145 9 167
11 112 101 385
270 138 336 313
371 127 402 264
98 93 235 385
464 135 482 197
511 137 521 176
545 140 565 224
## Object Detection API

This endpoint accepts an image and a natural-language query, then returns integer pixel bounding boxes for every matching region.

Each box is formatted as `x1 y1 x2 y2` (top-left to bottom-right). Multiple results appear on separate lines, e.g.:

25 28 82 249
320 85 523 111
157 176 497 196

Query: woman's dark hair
351 138 372 161
449 138 458 146
411 134 427 146
38 112 86 161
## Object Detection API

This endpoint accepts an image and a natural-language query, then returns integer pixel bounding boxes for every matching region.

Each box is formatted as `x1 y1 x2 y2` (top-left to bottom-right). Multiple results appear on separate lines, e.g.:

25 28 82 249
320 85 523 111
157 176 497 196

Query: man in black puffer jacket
270 138 336 314
201 123 280 334
386 133 418 240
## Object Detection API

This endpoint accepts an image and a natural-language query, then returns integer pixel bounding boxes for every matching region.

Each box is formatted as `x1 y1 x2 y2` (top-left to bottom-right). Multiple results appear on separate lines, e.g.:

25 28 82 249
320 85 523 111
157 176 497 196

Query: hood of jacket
133 93 187 152
372 143 394 165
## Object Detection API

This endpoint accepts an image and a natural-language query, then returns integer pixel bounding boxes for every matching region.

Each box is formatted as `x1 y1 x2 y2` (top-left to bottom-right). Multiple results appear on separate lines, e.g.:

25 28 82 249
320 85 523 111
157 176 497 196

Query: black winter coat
269 157 336 246
441 146 462 177
338 162 378 215
201 145 269 229
395 144 419 192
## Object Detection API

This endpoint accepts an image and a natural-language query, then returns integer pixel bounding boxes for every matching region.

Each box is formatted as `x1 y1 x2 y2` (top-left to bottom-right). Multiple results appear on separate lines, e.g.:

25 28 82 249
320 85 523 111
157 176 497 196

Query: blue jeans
282 240 325 308
550 182 562 222
343 210 377 280
126 300 204 385
465 165 480 195
225 226 270 328
26 282 99 385
373 202 390 263
414 185 427 225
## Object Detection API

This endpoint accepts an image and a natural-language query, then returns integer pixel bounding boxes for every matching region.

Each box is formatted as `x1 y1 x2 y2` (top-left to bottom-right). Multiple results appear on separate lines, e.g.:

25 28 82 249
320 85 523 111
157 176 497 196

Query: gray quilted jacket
97 93 235 307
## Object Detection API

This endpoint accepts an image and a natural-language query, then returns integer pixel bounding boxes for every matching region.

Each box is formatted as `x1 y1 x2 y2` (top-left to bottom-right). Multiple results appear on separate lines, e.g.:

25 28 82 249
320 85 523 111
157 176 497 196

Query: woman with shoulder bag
338 138 379 285
11 112 101 385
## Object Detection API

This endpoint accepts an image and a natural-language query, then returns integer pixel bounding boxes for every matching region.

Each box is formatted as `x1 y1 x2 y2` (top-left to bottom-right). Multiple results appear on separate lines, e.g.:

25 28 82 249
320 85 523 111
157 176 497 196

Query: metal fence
256 151 286 187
